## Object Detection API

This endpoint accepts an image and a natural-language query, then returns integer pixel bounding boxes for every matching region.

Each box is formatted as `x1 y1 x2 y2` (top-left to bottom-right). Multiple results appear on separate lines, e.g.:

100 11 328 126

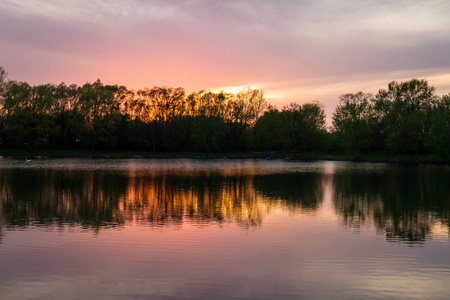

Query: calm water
0 158 449 299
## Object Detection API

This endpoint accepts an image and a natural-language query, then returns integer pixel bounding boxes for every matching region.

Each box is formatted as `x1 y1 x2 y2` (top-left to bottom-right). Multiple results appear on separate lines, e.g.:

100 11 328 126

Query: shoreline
0 149 447 164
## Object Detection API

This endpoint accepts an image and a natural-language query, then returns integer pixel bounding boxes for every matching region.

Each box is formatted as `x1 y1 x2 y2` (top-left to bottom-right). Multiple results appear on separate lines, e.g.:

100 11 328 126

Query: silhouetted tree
332 92 376 157
253 107 285 151
75 80 121 150
191 115 226 156
426 93 450 160
282 102 326 153
0 82 58 149
374 79 435 158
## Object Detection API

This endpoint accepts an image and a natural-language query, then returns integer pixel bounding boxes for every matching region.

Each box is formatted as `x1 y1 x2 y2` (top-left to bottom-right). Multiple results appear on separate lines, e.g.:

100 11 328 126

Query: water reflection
2 160 450 300
122 173 270 227
0 169 126 230
253 173 324 212
0 162 325 234
0 159 449 245
333 164 450 244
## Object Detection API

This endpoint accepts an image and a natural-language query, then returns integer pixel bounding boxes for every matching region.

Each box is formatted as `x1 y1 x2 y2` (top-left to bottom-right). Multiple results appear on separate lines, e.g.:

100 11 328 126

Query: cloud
1 0 450 116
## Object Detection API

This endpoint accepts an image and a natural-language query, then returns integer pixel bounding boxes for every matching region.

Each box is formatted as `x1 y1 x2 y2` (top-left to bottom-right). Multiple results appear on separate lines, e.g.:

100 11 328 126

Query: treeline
0 66 325 154
0 66 449 159
331 79 450 160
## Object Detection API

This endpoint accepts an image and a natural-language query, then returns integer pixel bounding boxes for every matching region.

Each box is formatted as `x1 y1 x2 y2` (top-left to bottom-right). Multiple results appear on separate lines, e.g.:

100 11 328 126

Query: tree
1 82 58 148
147 86 186 122
374 79 435 158
282 102 326 154
0 67 8 143
1 81 32 146
0 66 7 96
29 84 60 146
75 80 121 150
332 92 375 157
191 115 226 157
426 94 450 160
299 102 327 153
230 88 267 127
52 83 78 148
253 107 285 151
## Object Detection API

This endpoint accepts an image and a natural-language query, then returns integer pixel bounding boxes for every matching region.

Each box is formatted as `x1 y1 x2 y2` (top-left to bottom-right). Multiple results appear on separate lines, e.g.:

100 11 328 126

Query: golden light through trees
1 66 450 159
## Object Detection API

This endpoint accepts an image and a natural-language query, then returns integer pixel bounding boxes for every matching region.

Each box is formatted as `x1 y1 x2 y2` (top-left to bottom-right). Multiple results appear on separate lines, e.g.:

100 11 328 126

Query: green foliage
426 94 450 159
374 79 435 156
1 65 449 160
253 102 327 153
1 82 59 148
332 92 375 156
191 115 226 156
254 108 285 150
75 80 121 150
282 102 326 153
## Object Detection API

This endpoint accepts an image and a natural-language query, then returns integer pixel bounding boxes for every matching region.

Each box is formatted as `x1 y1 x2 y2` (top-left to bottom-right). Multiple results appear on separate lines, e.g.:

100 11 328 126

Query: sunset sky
1 0 450 123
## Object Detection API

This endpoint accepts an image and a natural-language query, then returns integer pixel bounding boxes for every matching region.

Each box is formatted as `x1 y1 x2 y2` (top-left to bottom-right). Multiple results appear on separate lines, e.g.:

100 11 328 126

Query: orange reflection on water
119 171 276 228
0 159 449 245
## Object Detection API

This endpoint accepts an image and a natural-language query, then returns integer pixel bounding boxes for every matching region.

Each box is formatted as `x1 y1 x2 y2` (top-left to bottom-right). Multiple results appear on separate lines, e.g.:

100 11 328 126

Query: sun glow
211 85 260 94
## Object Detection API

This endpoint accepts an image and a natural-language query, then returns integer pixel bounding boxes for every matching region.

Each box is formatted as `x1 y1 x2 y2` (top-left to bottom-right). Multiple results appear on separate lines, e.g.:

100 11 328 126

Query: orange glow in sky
1 1 450 124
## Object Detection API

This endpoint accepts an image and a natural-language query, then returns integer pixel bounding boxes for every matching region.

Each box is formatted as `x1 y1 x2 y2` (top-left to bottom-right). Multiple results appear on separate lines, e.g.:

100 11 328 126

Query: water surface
0 158 449 299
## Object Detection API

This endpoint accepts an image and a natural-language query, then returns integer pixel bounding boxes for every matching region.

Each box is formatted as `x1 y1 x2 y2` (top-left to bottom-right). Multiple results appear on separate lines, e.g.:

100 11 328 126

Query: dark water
0 158 449 299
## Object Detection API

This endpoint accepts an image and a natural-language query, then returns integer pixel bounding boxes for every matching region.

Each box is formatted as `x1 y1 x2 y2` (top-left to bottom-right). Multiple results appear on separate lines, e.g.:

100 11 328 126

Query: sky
1 0 450 123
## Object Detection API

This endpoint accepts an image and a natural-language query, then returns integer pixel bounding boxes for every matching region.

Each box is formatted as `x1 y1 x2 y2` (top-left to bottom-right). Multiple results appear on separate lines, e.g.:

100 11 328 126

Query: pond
0 158 449 299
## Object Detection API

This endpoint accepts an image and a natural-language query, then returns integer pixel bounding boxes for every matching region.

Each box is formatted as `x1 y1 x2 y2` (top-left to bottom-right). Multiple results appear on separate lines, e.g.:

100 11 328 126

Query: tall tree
426 94 450 160
253 107 285 151
0 67 7 96
231 88 267 127
0 67 8 142
1 82 58 148
75 80 121 151
191 115 226 157
332 92 376 157
374 79 435 157
282 102 326 154
52 83 78 148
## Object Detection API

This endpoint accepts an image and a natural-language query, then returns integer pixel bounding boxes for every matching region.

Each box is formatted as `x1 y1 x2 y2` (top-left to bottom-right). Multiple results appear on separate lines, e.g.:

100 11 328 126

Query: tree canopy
0 66 449 160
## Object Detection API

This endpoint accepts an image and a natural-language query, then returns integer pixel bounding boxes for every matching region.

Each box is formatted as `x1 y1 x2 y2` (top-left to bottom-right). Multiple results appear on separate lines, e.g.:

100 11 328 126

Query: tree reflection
0 169 127 231
253 173 324 212
120 173 268 228
333 165 450 244
0 167 325 232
